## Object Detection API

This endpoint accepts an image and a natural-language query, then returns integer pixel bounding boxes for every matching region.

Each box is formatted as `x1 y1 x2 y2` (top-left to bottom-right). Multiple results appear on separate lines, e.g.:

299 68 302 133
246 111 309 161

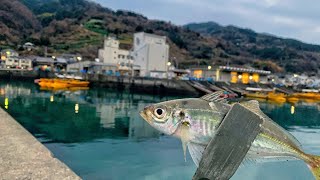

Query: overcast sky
94 0 320 45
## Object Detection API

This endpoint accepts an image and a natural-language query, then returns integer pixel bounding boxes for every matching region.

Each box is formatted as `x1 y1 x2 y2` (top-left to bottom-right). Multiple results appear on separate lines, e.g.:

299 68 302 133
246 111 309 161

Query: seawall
0 107 81 179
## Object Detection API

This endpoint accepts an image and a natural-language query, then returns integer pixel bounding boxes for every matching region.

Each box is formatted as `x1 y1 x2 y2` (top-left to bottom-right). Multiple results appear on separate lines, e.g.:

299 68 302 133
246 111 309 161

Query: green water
0 81 320 180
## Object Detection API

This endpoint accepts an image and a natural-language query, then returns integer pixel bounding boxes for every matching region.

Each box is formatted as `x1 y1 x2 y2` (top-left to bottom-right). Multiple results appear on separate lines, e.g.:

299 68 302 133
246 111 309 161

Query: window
118 55 121 58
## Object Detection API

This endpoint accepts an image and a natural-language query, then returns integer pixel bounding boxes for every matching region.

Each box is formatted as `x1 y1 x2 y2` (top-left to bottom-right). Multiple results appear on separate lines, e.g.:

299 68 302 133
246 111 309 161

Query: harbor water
0 81 320 180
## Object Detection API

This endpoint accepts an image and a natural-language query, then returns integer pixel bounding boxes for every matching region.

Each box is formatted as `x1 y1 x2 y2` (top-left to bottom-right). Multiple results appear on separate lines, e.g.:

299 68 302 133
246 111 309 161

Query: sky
94 0 320 45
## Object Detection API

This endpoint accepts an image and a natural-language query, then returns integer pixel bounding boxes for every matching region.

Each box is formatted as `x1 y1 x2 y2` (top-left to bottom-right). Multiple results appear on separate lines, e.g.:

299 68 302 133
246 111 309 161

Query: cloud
93 0 320 44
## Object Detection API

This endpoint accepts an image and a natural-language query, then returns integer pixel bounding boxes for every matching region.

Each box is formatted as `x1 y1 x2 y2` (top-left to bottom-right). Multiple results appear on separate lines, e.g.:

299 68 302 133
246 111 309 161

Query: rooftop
218 66 271 75
135 32 166 40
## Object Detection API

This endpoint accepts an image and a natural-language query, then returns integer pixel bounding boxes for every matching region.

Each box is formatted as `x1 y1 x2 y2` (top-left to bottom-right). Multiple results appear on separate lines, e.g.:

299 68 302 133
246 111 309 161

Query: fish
139 91 320 179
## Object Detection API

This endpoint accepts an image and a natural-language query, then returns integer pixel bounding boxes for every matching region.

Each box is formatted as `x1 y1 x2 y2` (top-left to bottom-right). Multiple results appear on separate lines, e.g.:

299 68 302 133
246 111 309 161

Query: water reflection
1 81 320 180
0 81 175 143
1 82 320 143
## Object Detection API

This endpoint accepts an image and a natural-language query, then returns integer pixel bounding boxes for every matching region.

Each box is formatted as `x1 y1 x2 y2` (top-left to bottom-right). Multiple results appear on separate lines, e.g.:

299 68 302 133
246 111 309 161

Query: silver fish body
140 93 320 179
170 99 304 164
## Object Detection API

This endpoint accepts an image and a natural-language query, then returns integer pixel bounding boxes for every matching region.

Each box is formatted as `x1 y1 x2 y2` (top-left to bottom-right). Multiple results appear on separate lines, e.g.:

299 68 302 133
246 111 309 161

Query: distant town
1 32 319 91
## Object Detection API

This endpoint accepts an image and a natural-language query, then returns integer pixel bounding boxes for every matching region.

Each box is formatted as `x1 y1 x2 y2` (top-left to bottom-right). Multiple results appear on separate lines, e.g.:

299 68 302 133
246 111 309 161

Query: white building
132 32 169 78
98 37 132 65
5 57 32 69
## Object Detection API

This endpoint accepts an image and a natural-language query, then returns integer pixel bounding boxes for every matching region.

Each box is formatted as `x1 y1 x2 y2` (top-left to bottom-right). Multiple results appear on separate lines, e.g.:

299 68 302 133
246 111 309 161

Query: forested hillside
0 0 319 73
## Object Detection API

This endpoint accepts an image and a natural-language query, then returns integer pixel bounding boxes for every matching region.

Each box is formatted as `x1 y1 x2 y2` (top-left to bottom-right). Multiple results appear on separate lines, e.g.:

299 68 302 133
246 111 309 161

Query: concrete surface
0 108 81 180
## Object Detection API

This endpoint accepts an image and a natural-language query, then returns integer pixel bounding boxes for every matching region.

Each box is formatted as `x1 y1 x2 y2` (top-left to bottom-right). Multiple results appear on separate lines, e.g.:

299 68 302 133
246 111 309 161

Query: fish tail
304 153 320 180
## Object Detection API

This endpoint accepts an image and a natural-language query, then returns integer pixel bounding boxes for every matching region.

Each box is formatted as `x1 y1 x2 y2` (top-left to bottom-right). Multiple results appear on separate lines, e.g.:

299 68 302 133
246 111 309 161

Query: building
98 37 133 65
67 61 117 74
23 42 35 51
191 66 216 79
132 32 169 77
5 56 32 69
1 49 19 61
32 57 54 66
216 66 271 84
5 56 19 68
59 53 82 64
190 66 271 83
18 57 32 69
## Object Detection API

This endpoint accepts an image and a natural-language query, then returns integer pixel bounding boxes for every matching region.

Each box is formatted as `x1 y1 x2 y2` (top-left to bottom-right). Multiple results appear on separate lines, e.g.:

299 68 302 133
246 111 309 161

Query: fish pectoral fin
188 142 206 167
180 123 191 162
181 138 188 162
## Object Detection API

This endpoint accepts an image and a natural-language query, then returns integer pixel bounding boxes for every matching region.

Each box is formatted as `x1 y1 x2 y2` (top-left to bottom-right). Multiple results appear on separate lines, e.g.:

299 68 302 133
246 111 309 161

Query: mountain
0 0 41 46
1 0 217 64
185 22 320 73
0 0 319 73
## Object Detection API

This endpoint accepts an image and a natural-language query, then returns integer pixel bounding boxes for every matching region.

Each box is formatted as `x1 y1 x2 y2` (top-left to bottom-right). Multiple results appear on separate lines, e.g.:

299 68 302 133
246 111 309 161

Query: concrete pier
0 108 81 179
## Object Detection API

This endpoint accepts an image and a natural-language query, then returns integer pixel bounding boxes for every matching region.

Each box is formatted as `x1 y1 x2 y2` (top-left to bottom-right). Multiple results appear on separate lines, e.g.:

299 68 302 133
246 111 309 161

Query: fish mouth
139 110 152 124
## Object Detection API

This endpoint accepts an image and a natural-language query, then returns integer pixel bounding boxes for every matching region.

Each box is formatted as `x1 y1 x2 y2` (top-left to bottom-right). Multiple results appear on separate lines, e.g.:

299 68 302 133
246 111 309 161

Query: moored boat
244 93 267 99
267 92 286 103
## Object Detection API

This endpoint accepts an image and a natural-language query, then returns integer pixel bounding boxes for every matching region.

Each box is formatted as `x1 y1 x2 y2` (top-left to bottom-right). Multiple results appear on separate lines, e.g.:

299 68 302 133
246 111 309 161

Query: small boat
49 82 70 89
244 93 268 99
37 78 90 91
69 87 89 91
267 92 286 103
292 93 320 99
68 80 90 87
286 97 299 103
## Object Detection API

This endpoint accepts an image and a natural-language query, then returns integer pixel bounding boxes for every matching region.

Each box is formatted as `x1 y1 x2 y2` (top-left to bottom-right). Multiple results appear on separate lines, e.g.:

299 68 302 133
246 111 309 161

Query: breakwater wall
0 107 81 179
0 70 201 96
83 74 201 96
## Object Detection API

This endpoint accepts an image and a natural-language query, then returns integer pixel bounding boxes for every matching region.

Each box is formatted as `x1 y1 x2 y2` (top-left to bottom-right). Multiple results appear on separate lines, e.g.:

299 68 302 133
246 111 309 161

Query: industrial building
97 33 170 78
132 32 169 78
216 66 271 84
190 66 271 84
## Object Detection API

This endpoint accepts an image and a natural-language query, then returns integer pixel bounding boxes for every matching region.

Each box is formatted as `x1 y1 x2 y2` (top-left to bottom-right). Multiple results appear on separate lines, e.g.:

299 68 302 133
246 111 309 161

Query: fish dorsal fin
200 91 228 103
241 100 262 115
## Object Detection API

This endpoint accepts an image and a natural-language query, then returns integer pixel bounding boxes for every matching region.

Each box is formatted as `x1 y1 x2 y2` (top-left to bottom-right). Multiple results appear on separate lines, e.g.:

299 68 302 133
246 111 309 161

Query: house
132 32 169 77
5 56 19 68
23 42 35 51
98 37 133 64
59 53 82 63
5 57 32 69
1 49 19 61
19 57 32 69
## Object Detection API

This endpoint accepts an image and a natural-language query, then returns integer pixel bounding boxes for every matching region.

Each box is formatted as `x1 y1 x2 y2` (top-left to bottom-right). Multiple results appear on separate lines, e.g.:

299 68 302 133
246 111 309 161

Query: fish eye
154 107 166 119
156 108 163 115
